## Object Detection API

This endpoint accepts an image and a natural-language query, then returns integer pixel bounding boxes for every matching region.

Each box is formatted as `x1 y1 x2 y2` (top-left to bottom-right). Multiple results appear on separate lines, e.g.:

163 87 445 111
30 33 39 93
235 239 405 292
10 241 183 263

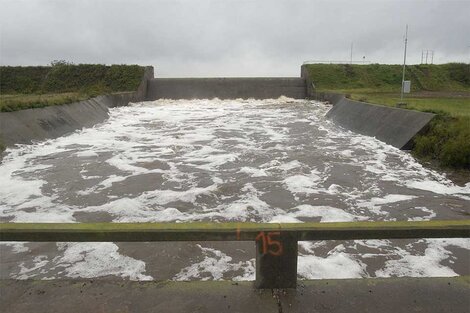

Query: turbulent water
1 98 469 281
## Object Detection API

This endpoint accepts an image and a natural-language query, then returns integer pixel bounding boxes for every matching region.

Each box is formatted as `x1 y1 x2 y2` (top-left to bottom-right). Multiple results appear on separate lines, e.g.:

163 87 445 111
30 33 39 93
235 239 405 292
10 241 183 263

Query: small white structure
403 80 411 93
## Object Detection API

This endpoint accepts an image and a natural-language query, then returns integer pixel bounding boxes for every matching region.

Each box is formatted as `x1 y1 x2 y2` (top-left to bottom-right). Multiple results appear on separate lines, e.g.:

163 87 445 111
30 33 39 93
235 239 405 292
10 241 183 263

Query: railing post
254 231 298 289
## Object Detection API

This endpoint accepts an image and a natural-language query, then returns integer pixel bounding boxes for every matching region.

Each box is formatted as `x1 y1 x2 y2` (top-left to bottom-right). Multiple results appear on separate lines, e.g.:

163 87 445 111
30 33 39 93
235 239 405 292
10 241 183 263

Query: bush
412 115 470 169
0 64 145 112
0 64 145 95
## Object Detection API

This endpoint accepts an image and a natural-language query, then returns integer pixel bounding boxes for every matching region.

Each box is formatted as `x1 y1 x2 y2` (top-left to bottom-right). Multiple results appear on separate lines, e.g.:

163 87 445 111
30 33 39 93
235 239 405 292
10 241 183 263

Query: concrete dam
146 77 307 100
0 67 435 150
1 67 469 312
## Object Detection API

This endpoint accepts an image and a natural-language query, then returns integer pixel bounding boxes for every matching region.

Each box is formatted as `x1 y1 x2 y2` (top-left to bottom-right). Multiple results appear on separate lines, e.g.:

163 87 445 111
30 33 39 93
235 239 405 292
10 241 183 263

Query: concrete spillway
323 94 435 149
0 66 435 152
1 97 469 283
146 77 307 100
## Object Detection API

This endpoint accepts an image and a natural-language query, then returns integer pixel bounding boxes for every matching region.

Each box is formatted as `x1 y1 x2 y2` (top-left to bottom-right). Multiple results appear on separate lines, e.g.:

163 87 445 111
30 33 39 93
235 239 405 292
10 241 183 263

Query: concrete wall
146 77 306 100
0 67 154 148
301 64 434 149
325 96 434 149
326 98 434 150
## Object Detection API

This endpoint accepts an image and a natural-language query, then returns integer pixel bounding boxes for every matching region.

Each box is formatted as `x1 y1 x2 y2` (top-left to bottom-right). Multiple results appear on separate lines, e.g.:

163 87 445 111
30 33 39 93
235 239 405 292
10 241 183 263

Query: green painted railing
1 220 469 289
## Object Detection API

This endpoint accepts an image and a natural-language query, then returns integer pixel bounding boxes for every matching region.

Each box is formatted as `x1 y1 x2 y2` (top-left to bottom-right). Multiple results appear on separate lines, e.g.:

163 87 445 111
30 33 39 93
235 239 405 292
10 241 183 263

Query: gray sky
1 0 469 77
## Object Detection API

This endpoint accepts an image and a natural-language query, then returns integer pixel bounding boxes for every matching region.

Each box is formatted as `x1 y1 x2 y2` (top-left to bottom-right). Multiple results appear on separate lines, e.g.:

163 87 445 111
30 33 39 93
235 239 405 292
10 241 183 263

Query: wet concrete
1 277 468 313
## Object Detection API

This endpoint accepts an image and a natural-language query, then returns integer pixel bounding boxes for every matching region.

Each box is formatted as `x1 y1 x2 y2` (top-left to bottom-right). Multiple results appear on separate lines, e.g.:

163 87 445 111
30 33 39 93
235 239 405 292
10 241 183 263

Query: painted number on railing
255 231 283 256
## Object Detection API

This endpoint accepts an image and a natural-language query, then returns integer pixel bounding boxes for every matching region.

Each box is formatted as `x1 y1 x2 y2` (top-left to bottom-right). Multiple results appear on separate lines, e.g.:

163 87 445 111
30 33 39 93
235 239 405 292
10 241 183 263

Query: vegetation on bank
305 63 470 92
304 63 470 169
413 114 470 168
348 93 469 117
0 62 145 112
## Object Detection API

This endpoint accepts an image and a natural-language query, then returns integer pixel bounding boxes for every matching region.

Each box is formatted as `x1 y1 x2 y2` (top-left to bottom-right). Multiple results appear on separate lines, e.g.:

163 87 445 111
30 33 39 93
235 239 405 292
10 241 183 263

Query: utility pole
468 45 470 64
350 42 353 64
400 24 408 103
467 45 470 74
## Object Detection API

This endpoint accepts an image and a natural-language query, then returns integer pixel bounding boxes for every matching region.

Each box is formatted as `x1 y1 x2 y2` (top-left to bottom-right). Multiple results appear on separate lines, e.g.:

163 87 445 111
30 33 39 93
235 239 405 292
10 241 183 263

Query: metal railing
1 220 469 288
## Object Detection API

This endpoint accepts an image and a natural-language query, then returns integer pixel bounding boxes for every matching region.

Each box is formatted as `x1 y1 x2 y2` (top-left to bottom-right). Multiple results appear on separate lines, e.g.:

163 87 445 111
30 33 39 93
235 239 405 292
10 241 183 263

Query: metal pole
431 51 434 64
400 25 408 102
350 42 353 64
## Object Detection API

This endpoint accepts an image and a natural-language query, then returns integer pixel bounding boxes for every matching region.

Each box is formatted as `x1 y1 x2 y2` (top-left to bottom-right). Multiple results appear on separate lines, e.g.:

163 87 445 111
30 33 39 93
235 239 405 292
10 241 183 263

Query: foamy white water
1 98 469 281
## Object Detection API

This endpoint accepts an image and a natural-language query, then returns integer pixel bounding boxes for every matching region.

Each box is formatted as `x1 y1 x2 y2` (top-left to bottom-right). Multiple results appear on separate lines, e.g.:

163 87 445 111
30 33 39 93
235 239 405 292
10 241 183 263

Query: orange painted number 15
255 231 283 256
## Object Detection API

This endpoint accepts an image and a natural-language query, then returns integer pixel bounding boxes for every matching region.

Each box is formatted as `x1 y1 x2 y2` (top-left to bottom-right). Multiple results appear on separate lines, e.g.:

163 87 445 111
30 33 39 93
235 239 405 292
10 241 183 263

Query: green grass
303 63 470 169
0 93 89 112
0 63 145 112
305 63 470 92
348 93 470 117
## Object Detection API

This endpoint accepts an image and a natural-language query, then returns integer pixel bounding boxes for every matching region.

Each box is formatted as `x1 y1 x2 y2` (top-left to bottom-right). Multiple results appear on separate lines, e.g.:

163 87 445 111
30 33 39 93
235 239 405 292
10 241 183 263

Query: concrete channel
0 66 468 312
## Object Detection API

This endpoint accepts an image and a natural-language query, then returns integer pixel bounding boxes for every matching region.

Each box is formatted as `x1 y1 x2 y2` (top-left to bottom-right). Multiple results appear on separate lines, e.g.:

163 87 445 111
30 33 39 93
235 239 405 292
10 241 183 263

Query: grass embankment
304 63 470 169
0 63 145 112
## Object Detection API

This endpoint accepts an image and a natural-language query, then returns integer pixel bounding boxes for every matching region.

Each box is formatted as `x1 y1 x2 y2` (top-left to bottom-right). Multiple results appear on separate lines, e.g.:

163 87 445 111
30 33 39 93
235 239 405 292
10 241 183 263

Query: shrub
0 64 144 95
412 115 470 169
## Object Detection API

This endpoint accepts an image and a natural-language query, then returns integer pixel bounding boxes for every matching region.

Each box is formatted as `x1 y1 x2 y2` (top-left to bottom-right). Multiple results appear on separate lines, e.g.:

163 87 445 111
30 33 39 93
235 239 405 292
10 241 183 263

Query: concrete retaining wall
0 67 154 148
146 77 306 100
301 64 435 149
325 96 434 149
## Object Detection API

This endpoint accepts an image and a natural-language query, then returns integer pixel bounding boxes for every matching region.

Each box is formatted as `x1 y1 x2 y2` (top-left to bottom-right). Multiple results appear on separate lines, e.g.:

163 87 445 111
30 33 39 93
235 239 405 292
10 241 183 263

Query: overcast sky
0 0 469 77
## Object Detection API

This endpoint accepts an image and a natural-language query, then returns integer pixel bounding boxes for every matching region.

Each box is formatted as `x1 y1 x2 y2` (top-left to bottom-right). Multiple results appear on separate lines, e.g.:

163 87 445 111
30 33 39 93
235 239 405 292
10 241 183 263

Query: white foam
75 151 98 158
298 251 367 279
270 204 364 223
407 181 470 200
0 242 30 253
283 172 321 194
54 242 152 280
206 183 275 222
356 194 418 217
173 245 255 281
376 239 470 277
277 160 303 171
239 167 268 177
15 256 50 280
408 207 437 221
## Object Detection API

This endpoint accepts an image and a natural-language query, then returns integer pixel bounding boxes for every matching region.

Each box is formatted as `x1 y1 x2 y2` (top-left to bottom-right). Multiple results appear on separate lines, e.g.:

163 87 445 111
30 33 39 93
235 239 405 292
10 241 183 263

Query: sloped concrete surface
1 277 468 313
0 96 111 146
0 67 154 148
326 98 435 149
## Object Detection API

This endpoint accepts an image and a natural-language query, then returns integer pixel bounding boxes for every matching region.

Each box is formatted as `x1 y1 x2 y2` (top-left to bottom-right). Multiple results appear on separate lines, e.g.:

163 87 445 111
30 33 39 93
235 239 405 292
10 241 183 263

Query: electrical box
403 80 411 93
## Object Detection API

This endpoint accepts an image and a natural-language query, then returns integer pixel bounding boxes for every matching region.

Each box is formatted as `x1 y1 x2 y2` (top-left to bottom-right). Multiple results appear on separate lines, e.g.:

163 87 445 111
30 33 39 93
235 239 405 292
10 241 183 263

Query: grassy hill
0 63 145 112
304 63 470 92
303 63 470 170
